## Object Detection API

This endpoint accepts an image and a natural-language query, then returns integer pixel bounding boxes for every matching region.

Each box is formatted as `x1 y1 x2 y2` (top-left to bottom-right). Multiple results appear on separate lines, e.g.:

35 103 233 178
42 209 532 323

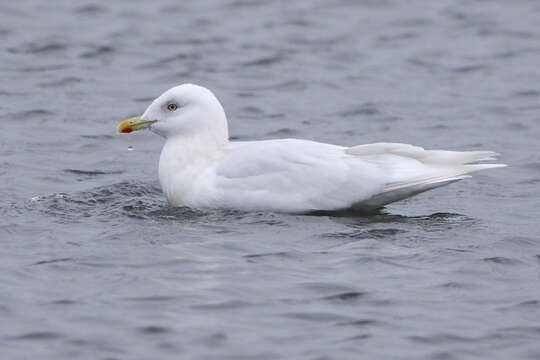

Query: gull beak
117 116 156 134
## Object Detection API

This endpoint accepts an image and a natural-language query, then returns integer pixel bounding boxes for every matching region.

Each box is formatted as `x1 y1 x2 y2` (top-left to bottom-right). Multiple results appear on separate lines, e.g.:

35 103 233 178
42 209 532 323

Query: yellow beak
117 116 156 134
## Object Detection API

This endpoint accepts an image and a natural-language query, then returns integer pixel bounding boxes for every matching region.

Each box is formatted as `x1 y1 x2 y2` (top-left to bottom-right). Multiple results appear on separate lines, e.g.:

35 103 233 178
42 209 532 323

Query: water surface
1 1 539 359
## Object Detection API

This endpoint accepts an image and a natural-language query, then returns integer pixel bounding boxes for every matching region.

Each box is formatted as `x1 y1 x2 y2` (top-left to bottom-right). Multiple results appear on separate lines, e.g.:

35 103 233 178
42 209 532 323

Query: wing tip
466 163 507 171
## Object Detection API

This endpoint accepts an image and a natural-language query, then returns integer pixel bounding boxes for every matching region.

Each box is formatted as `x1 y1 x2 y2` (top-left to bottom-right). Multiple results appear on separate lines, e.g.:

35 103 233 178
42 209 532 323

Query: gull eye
167 103 178 111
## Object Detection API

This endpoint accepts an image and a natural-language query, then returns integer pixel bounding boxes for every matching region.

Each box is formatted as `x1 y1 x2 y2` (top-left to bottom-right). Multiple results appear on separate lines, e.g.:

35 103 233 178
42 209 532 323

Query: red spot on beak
121 127 133 133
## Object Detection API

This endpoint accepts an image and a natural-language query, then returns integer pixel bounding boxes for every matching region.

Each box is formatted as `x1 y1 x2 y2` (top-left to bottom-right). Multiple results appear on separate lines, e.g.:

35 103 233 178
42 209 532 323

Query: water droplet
127 146 133 151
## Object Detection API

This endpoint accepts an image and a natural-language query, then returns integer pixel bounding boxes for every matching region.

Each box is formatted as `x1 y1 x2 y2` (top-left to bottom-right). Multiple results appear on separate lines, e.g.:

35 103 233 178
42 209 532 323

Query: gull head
117 84 228 140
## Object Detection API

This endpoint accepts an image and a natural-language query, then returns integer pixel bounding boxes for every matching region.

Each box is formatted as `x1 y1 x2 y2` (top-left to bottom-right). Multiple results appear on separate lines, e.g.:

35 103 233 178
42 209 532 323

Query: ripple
8 331 64 341
522 162 540 171
47 299 80 306
321 229 373 240
451 64 490 73
322 227 406 240
513 90 540 97
245 80 307 92
332 103 380 117
202 332 227 347
518 300 540 306
497 326 540 335
482 257 525 265
192 300 253 310
138 325 171 335
74 4 106 14
424 124 449 130
321 291 367 303
0 90 26 97
237 106 285 120
341 334 372 342
8 42 67 54
227 0 267 9
27 181 164 221
241 54 284 67
145 206 208 220
286 18 314 27
5 109 54 120
337 319 377 327
266 128 300 137
438 281 476 290
138 53 200 69
376 32 416 43
132 97 156 103
80 45 114 59
235 91 256 98
409 333 481 345
63 169 124 176
31 257 74 266
499 300 540 311
282 312 356 322
243 251 290 259
17 64 69 72
153 37 226 46
238 106 263 117
80 134 115 140
504 122 528 131
125 296 177 303
0 28 11 37
368 228 406 237
406 57 440 72
300 282 357 294
39 76 82 88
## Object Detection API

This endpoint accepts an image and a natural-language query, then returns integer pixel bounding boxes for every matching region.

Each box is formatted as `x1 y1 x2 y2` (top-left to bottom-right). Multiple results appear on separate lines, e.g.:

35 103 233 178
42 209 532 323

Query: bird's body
117 84 504 213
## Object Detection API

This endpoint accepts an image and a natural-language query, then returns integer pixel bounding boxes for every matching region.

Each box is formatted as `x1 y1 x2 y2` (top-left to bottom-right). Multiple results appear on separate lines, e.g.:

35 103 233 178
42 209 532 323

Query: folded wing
212 140 504 212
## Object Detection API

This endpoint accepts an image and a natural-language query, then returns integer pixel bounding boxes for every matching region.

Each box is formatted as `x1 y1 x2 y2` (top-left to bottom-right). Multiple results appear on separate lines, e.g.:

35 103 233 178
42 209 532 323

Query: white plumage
118 84 505 213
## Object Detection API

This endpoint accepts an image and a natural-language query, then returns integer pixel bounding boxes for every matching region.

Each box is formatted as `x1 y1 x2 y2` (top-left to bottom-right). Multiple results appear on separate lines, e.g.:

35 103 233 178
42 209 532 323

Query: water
1 0 540 359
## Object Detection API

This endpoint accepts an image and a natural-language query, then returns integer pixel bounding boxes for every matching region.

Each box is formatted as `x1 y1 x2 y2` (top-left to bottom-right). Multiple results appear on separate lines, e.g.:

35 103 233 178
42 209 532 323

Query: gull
117 84 504 213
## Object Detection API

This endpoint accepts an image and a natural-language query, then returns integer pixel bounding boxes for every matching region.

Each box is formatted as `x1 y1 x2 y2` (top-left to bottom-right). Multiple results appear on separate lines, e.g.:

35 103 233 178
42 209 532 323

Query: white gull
117 84 505 213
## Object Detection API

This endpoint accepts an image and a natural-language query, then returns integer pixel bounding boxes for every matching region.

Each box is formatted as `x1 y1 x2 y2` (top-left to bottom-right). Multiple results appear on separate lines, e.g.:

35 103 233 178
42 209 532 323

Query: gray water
1 1 539 359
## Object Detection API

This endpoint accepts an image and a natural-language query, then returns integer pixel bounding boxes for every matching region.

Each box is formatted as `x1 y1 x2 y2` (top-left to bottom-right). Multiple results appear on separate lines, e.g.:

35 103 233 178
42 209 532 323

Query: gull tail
347 143 506 210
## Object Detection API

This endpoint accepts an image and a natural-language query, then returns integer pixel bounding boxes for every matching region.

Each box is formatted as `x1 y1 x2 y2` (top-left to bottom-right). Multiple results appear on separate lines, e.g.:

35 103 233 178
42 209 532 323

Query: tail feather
465 163 507 172
347 143 501 165
386 163 506 191
353 176 467 210
347 142 506 210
